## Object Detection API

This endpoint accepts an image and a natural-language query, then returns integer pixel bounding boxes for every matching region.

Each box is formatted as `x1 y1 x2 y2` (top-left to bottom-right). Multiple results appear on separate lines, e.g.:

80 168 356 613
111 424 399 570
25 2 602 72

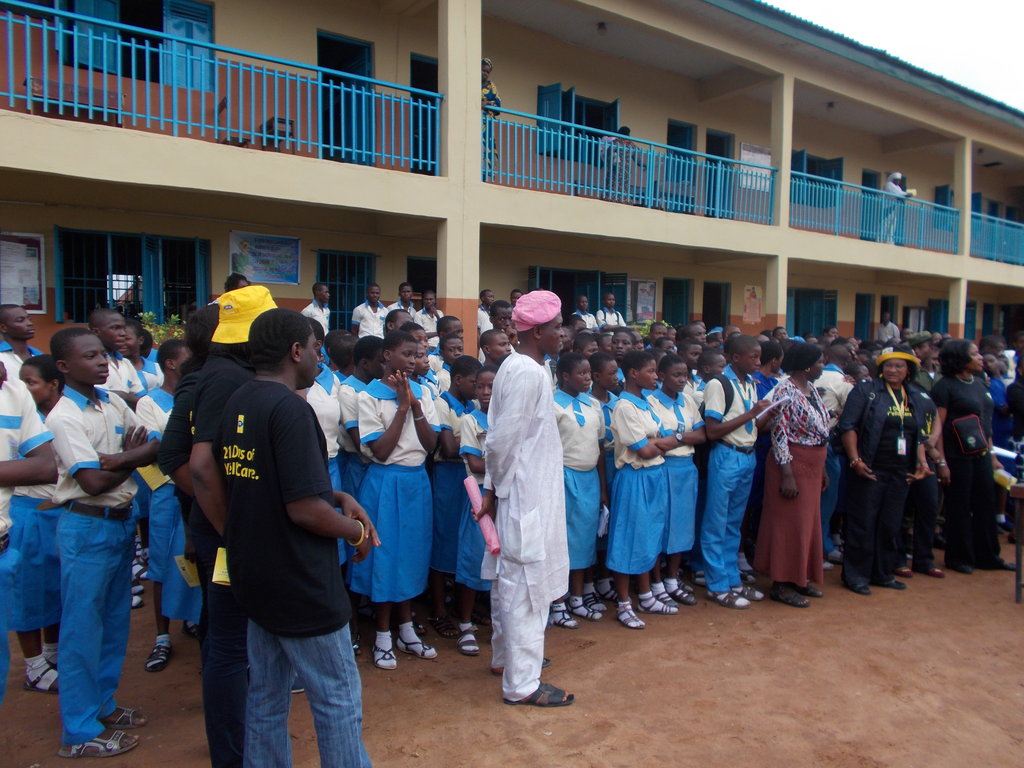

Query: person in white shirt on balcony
300 283 331 334
351 284 389 339
573 295 597 330
882 171 914 244
387 282 417 315
595 293 626 329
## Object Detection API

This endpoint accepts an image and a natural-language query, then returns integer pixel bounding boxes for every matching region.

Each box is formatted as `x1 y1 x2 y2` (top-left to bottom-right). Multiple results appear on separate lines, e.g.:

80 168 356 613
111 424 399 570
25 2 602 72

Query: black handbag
950 414 987 455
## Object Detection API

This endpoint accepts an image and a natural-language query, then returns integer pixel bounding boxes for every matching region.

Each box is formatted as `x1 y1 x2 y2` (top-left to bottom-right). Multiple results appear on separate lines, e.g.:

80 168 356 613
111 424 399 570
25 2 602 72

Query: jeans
701 443 756 593
842 469 909 587
820 445 842 555
57 510 134 745
192 521 248 768
245 622 371 768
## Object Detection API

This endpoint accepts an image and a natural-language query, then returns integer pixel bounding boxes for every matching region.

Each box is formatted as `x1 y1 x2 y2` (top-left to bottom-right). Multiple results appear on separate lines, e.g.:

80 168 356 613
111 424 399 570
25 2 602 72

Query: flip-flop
504 682 574 707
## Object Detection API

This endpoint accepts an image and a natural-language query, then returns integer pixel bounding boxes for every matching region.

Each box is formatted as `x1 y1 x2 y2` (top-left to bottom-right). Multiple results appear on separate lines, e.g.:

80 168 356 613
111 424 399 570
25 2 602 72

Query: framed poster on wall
629 279 657 323
229 230 301 284
1 232 45 313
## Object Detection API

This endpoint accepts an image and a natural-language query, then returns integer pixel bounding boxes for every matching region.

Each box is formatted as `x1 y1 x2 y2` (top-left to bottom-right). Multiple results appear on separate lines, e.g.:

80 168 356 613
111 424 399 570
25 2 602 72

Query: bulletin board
0 232 46 313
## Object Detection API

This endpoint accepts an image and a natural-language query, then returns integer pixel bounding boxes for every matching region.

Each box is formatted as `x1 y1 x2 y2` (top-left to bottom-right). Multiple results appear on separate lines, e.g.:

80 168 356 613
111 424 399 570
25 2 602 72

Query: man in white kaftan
480 291 572 706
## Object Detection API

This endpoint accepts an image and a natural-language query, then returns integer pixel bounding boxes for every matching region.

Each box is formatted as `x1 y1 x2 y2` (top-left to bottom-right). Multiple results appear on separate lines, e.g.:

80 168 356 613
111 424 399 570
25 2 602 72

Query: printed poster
743 285 764 323
630 279 657 323
0 233 45 312
229 231 300 285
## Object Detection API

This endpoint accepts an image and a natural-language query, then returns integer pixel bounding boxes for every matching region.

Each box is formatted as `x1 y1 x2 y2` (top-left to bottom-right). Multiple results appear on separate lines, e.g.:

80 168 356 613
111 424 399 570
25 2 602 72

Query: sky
760 0 1022 112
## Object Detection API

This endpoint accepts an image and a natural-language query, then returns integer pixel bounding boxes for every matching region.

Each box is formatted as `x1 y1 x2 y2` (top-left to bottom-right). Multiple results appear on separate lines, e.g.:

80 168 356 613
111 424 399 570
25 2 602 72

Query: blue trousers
820 444 842 555
245 622 371 768
701 444 756 593
0 545 19 705
57 509 134 745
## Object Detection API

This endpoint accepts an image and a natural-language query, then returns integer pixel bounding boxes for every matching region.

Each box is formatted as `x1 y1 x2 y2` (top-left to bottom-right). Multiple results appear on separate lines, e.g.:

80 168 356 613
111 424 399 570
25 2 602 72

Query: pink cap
512 290 562 331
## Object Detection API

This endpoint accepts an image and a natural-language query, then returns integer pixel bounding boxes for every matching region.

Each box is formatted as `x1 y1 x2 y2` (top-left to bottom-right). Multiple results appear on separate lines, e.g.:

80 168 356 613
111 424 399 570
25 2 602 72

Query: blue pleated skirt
430 461 467 573
328 459 349 566
597 450 616 553
348 462 432 603
8 496 62 631
606 464 668 575
565 466 600 570
663 455 698 554
455 484 491 592
342 452 368 498
146 484 202 623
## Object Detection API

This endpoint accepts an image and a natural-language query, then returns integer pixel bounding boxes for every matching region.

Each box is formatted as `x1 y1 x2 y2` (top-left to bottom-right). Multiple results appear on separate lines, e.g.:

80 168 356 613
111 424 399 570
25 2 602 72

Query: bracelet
413 414 426 422
934 460 947 468
849 457 863 468
347 520 366 548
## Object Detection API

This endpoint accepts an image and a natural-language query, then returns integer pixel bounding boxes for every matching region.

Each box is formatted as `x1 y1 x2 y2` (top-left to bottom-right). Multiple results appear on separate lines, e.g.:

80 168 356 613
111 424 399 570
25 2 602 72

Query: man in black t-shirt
216 308 377 768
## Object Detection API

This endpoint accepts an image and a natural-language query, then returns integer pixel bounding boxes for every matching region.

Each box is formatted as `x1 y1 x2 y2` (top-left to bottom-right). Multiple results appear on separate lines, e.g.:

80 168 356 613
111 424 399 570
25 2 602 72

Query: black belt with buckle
67 501 133 521
0 532 9 554
719 441 755 455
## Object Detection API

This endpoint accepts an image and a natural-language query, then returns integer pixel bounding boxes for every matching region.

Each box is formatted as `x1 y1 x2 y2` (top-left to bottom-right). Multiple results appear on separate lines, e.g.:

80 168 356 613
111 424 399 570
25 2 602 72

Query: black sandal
769 584 810 608
503 682 574 707
792 584 823 598
427 615 459 639
144 643 171 672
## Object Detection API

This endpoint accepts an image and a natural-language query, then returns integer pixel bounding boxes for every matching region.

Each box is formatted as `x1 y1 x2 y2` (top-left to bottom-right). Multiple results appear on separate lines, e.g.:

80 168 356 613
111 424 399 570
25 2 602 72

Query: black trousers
907 473 939 570
943 455 1002 569
843 469 910 587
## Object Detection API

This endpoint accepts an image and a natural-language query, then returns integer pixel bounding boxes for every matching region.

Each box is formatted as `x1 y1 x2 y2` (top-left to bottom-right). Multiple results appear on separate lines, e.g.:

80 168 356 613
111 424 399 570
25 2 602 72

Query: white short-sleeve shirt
458 409 488 485
0 377 53 533
553 390 602 471
611 392 666 470
415 309 443 336
702 366 758 449
435 392 472 462
357 379 440 466
351 302 389 338
0 341 44 380
647 389 703 458
338 376 367 455
307 365 343 459
103 351 144 395
301 302 330 334
573 311 598 330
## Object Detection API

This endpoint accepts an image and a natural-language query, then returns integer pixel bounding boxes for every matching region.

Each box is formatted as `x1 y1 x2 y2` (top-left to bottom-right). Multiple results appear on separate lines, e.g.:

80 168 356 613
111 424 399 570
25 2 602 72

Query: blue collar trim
148 388 174 412
0 341 43 356
824 363 843 373
554 389 593 409
651 388 685 410
441 390 471 416
723 364 753 385
314 363 335 393
470 408 488 430
64 386 110 410
343 375 369 392
366 377 424 400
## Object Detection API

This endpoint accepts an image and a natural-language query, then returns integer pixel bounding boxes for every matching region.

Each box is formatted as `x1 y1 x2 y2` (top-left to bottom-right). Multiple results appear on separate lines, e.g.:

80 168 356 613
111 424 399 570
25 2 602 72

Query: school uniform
102 350 144 396
137 357 164 393
436 362 452 394
338 376 371 497
350 302 388 338
306 363 349 565
47 386 145 746
701 365 759 594
456 409 491 592
596 392 619 550
0 377 53 704
0 340 43 379
649 390 703 555
432 391 473 574
385 300 416 315
301 300 331 334
554 390 603 570
415 308 443 336
816 364 852 557
477 305 493 333
606 393 669 575
348 379 440 603
573 310 598 330
135 389 201 623
595 307 626 328
416 370 440 401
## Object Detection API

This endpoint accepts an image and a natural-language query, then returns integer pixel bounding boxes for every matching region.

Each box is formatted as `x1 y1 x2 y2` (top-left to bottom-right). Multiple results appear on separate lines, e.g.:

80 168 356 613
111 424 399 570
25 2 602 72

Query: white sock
664 577 679 593
457 621 474 633
25 653 49 674
568 595 584 608
397 621 420 646
42 642 58 666
596 577 613 592
550 600 567 613
650 581 666 596
375 630 393 651
617 600 632 612
638 591 654 605
582 582 597 595
155 633 171 648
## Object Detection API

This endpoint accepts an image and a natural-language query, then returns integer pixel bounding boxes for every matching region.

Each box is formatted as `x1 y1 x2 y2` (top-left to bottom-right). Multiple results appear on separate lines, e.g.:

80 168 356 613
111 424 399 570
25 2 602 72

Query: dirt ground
3 543 1023 768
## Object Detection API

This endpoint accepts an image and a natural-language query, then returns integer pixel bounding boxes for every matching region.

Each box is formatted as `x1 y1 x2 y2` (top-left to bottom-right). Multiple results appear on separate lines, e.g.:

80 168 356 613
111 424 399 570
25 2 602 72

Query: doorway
701 281 730 329
318 33 375 164
410 55 438 174
705 130 734 218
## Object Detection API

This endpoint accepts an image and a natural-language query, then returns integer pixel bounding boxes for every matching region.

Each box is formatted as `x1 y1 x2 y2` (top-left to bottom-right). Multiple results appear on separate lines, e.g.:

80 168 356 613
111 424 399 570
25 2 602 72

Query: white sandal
582 591 608 612
638 595 678 615
456 630 480 657
395 637 437 659
547 603 579 629
616 604 646 630
372 645 397 670
24 662 59 694
568 600 603 622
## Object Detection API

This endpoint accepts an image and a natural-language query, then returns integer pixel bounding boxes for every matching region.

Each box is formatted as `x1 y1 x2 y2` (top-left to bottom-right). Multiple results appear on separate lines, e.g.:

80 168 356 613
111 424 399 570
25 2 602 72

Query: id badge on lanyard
896 434 908 456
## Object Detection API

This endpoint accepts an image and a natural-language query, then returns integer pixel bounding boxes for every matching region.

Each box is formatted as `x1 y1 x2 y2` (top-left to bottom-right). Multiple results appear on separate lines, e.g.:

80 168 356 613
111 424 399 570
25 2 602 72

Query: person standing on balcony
0 304 44 380
301 283 331 335
387 282 417 315
596 293 626 330
875 311 901 344
882 171 914 244
482 58 501 179
601 127 643 204
351 284 389 339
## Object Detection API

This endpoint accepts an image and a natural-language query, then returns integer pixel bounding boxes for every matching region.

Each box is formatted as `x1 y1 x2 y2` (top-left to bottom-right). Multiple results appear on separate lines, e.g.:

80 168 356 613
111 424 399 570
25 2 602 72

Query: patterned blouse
482 81 501 115
769 377 830 465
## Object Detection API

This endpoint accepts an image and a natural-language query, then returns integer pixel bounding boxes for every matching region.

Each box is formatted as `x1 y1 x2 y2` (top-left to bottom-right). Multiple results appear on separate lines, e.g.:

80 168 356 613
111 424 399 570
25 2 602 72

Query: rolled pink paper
464 476 501 555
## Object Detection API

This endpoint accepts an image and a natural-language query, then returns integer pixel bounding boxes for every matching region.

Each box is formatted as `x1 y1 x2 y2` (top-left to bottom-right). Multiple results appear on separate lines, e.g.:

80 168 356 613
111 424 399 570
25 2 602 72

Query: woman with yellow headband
837 346 932 595
481 58 501 178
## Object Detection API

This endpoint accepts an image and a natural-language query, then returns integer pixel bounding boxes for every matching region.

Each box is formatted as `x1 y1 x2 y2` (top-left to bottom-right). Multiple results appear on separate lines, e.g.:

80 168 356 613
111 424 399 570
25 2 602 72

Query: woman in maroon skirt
754 342 831 607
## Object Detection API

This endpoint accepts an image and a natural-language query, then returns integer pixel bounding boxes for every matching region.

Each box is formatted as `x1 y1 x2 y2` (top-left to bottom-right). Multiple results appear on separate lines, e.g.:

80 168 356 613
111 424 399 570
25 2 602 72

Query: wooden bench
26 77 124 121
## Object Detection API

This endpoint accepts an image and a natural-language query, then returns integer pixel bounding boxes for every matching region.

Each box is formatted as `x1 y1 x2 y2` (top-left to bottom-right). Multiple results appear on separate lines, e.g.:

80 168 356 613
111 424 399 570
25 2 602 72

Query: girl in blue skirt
338 336 384 497
11 355 63 692
454 365 497 657
647 353 705 608
350 331 441 670
589 352 620 602
607 350 684 629
427 355 480 639
551 353 608 628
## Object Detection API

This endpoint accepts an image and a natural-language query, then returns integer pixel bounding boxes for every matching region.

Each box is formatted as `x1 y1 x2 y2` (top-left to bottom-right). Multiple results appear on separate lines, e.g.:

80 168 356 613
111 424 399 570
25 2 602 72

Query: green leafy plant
139 312 185 345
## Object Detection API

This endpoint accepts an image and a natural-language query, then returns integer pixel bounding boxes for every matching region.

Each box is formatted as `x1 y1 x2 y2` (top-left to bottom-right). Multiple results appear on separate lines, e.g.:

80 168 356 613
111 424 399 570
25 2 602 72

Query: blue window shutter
606 98 620 132
600 273 628 314
971 192 983 213
820 157 843 181
927 298 949 334
824 290 838 329
934 185 952 206
163 0 214 90
536 83 562 156
854 293 873 339
69 0 119 72
141 234 161 320
791 149 807 174
965 301 977 341
194 237 210 307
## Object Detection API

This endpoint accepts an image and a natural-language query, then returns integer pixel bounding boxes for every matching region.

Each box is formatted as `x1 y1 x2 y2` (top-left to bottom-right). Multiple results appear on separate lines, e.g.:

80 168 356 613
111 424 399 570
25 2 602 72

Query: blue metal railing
484 107 776 225
971 213 1024 265
0 1 441 173
790 172 959 253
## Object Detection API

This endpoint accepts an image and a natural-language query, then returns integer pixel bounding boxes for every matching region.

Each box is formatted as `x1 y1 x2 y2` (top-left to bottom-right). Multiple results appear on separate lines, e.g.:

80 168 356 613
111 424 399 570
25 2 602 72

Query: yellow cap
211 285 277 344
875 347 920 368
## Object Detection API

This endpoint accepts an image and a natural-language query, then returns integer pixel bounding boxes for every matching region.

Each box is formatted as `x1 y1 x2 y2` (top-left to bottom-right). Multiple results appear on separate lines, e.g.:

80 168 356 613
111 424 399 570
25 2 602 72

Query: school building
2 0 1023 349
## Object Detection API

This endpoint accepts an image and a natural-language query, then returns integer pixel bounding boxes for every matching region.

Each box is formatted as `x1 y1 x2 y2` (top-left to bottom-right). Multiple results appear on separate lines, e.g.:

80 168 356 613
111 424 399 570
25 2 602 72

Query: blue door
854 293 874 340
318 34 375 165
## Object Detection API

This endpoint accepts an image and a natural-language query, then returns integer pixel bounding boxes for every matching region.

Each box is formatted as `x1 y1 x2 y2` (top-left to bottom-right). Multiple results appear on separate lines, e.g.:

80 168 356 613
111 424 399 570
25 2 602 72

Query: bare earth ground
3 543 1023 768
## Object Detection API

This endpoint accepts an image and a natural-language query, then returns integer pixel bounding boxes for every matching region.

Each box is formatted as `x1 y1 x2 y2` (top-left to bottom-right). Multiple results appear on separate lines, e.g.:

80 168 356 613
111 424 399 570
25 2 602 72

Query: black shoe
933 533 947 550
946 562 974 574
871 579 907 590
976 559 1017 571
843 581 871 596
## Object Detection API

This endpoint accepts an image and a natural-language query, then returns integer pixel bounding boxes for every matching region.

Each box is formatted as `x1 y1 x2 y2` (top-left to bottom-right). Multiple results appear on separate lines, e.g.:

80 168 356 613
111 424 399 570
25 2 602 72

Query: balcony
789 173 959 254
483 107 776 225
971 213 1024 266
0 1 441 173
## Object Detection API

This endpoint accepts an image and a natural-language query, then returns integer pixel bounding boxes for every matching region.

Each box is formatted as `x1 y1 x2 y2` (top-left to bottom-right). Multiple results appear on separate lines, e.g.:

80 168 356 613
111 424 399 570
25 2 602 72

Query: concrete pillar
765 253 789 331
948 277 968 338
438 0 482 351
770 73 794 229
952 137 972 257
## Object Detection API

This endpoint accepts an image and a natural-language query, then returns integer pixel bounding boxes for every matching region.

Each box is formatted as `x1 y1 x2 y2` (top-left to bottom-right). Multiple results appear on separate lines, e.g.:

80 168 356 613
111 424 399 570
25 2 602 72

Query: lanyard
885 383 908 423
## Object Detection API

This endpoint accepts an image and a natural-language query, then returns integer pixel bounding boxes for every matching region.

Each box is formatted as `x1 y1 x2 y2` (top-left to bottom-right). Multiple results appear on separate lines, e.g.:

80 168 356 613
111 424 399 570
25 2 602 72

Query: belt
718 441 755 455
0 532 8 554
67 501 133 521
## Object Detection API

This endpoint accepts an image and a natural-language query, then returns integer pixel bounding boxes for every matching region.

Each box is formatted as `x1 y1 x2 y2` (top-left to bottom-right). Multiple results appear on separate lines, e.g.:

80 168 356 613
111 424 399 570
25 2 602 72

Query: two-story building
2 0 1022 348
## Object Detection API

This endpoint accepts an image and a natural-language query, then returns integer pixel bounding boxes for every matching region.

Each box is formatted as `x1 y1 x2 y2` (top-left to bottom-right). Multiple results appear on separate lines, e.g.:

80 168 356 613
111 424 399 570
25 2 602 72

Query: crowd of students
0 278 1018 761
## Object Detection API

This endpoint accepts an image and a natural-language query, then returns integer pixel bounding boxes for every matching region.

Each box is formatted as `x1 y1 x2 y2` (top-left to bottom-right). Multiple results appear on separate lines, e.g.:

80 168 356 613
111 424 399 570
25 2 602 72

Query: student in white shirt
386 282 417 315
0 304 44 379
350 284 389 338
595 293 626 329
572 295 598 330
477 288 495 336
300 283 331 334
87 309 144 408
338 336 385 498
414 290 444 339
